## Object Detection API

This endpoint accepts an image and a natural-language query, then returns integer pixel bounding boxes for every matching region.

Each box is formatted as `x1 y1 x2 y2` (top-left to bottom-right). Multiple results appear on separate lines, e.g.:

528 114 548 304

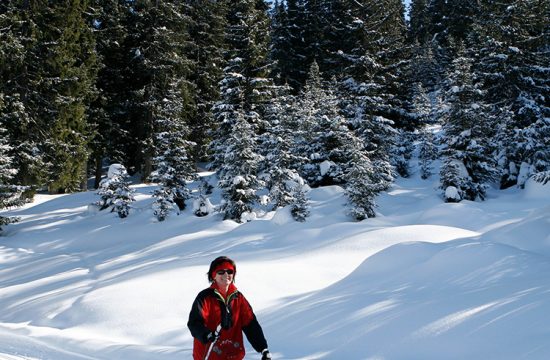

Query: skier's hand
261 349 272 360
206 330 219 343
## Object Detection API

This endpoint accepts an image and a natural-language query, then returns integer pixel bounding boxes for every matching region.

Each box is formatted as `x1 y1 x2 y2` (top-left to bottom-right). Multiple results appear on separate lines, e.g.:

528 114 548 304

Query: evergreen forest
1 0 549 227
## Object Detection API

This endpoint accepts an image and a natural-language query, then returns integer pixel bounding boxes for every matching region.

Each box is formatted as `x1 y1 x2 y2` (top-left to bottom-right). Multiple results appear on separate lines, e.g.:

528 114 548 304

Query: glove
261 349 272 360
206 330 219 343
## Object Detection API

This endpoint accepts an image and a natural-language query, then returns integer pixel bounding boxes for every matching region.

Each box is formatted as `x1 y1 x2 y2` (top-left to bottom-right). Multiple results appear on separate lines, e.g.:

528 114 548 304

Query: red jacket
188 283 268 360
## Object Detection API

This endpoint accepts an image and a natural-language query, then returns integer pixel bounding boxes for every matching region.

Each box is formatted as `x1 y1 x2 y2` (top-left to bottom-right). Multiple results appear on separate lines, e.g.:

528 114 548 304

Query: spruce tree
345 149 378 221
0 4 44 188
186 0 226 161
218 115 262 222
0 97 26 231
150 80 196 221
1 1 96 192
32 0 99 193
294 63 349 186
409 0 430 44
439 44 499 201
473 0 550 188
89 0 132 188
270 0 309 92
95 164 135 218
290 184 310 222
261 85 309 212
392 130 415 178
440 158 465 202
418 127 438 180
122 0 195 181
211 0 273 221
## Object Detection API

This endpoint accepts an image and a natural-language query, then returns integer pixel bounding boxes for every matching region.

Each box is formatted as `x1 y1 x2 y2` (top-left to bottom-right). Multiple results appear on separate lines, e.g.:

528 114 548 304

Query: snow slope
1 174 549 359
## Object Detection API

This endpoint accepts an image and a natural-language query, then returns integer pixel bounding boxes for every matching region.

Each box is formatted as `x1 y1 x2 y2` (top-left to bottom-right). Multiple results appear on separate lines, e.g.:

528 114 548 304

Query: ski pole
204 324 222 360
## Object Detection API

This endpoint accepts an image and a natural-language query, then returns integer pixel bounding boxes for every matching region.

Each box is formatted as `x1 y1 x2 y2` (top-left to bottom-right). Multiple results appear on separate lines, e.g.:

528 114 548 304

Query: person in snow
188 256 271 360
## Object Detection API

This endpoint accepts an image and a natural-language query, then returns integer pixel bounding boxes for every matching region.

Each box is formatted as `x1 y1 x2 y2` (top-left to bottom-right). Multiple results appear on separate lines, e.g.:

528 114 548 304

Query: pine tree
186 0 227 162
392 129 415 178
218 115 262 222
1 1 96 192
473 0 550 188
409 0 430 44
32 0 100 193
439 44 499 201
270 0 309 92
270 0 288 85
261 85 309 211
0 4 45 188
211 0 272 169
302 0 324 65
418 127 438 179
290 183 310 222
0 97 26 231
294 63 351 186
439 158 464 202
95 164 135 218
341 80 395 193
426 0 480 50
211 0 273 221
89 0 132 188
193 178 214 217
409 42 443 93
122 1 195 181
345 150 378 221
150 79 196 222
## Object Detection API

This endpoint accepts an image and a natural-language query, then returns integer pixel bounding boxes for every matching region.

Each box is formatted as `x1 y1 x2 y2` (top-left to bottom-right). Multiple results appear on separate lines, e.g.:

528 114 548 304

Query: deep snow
1 171 549 359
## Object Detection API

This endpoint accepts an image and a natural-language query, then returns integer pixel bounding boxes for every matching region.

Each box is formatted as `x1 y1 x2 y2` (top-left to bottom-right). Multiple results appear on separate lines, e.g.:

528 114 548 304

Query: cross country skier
188 256 272 360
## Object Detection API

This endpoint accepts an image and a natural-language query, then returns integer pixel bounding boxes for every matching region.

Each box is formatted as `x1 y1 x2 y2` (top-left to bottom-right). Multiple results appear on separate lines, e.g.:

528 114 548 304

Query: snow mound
270 206 293 225
264 239 550 360
485 206 550 258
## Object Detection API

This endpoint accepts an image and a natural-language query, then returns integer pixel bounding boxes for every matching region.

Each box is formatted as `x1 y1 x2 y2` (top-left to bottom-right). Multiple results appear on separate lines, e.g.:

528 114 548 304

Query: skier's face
214 268 234 287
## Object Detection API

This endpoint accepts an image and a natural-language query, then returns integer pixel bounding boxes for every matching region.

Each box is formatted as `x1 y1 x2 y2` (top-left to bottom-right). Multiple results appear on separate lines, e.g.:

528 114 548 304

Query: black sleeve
187 290 212 344
243 315 268 352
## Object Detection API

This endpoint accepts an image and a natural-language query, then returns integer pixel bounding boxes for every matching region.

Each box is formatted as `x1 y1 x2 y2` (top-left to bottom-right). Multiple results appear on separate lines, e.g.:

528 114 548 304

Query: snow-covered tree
290 182 310 222
293 63 357 187
439 158 466 203
270 0 309 92
345 149 379 221
210 0 273 174
218 115 263 222
149 78 196 222
193 178 215 217
344 102 395 192
439 45 499 201
392 129 415 178
95 164 135 218
1 1 99 193
0 106 26 231
472 0 550 188
116 1 194 181
88 0 132 188
261 86 309 211
186 0 226 161
418 127 438 179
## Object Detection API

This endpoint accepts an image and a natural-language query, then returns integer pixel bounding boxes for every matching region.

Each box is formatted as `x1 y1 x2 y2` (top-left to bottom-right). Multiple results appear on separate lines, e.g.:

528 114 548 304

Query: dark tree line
1 0 548 228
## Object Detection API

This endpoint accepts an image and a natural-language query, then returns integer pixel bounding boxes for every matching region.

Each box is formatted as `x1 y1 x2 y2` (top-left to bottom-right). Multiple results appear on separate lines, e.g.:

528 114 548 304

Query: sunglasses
216 269 234 275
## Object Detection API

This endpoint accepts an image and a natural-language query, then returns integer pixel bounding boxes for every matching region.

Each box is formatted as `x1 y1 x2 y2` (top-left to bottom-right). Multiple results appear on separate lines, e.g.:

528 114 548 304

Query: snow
1 170 550 359
444 185 460 201
319 160 334 176
106 163 126 179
